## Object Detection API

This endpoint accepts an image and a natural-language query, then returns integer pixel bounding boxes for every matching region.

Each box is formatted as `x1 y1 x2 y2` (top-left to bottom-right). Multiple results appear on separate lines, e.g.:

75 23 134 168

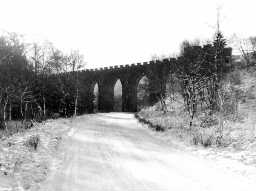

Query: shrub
228 70 242 85
246 87 256 100
191 127 219 147
0 120 5 130
219 85 242 121
52 113 60 119
201 134 214 147
25 135 40 151
199 114 218 128
192 133 201 145
23 120 33 129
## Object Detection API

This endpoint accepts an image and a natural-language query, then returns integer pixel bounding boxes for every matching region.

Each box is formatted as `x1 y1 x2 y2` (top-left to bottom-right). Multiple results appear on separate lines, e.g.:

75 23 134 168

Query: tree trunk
20 96 23 119
24 103 28 121
159 94 167 113
217 89 224 145
31 104 34 119
9 102 11 121
74 87 78 116
43 96 46 117
3 98 8 131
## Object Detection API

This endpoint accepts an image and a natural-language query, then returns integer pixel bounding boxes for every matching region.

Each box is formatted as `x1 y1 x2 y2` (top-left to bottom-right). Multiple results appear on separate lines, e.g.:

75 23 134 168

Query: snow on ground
0 118 71 191
40 113 256 191
144 122 256 182
2 113 256 190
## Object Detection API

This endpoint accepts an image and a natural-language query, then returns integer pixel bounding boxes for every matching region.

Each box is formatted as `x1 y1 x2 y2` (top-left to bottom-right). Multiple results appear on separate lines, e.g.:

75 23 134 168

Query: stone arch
97 76 118 112
78 58 175 113
136 75 150 111
92 82 99 112
113 79 122 111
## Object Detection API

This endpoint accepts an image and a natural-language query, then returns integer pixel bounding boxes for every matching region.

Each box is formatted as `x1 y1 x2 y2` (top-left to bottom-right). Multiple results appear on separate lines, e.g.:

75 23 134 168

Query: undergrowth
137 67 256 148
0 120 34 139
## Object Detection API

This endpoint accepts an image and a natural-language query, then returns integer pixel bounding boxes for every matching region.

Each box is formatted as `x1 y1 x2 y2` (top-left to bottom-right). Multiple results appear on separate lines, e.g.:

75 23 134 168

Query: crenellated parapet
74 57 178 112
81 58 176 74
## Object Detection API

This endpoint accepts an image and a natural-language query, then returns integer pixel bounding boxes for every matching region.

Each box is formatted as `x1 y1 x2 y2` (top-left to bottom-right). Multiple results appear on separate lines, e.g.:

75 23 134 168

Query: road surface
41 113 256 191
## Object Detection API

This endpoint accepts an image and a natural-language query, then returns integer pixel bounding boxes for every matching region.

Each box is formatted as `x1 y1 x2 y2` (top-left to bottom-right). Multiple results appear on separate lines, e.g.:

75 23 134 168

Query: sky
0 0 255 69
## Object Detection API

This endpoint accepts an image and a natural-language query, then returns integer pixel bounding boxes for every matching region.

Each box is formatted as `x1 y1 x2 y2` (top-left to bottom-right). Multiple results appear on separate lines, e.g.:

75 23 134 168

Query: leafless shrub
246 88 256 100
228 70 242 85
199 114 219 128
191 126 222 147
52 113 60 119
25 135 40 151
23 120 33 129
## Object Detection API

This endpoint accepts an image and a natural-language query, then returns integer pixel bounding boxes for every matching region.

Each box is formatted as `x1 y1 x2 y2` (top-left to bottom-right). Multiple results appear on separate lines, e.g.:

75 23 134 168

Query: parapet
80 57 176 73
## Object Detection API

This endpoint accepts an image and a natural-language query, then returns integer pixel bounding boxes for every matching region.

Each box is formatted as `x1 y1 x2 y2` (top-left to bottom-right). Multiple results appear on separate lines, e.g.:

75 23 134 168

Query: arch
136 75 150 111
77 59 173 113
93 82 99 112
113 79 122 111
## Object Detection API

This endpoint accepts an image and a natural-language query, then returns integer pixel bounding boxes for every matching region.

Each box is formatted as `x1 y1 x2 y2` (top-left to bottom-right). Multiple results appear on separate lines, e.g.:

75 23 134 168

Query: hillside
137 66 256 166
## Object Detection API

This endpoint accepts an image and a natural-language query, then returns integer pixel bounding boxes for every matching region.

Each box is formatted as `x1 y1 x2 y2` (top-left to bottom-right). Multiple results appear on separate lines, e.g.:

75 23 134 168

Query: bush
52 113 60 119
192 133 201 145
246 87 256 100
220 85 242 121
25 135 40 151
0 121 29 138
199 114 218 128
228 70 242 85
191 127 217 147
201 134 214 147
0 120 5 130
23 120 33 129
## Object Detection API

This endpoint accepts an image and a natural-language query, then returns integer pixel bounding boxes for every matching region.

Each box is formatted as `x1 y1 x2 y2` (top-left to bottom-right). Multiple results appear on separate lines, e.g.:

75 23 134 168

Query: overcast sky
0 0 255 68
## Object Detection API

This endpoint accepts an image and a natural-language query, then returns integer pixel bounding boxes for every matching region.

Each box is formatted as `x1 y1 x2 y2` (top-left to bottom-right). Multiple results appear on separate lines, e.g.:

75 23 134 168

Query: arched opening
137 76 150 111
113 79 122 111
93 83 99 112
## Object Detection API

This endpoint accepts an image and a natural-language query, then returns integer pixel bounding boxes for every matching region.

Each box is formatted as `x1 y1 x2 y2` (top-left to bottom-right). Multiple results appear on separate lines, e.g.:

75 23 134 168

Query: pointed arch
113 79 122 111
93 82 99 112
136 75 150 111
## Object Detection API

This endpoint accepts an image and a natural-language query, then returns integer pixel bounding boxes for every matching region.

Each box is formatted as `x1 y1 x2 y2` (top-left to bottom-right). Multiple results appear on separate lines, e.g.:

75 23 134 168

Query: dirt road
40 113 256 191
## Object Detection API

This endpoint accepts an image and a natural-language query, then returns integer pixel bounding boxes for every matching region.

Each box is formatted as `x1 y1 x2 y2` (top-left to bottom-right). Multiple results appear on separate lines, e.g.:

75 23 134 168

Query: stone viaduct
76 47 232 113
77 58 175 112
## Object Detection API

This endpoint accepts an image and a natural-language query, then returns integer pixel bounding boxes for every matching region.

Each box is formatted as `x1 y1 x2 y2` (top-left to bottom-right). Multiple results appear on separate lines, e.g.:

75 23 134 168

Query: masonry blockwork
75 47 232 113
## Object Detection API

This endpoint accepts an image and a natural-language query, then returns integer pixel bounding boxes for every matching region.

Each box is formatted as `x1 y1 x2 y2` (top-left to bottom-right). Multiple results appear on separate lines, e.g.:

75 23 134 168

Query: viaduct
77 58 174 112
76 47 232 113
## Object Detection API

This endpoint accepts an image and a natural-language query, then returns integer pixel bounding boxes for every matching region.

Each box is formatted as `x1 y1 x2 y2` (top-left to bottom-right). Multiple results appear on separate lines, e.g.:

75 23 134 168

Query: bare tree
66 50 85 116
231 36 256 67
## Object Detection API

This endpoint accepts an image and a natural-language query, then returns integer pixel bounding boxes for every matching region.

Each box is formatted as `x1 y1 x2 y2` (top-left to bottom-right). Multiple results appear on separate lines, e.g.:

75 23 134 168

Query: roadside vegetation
137 31 256 152
0 32 88 190
137 68 252 146
0 119 70 190
0 32 93 138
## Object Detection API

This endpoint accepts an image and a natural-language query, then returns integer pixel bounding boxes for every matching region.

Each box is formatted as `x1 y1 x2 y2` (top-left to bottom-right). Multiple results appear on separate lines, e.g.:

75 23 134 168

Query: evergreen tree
213 31 227 81
211 31 228 111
